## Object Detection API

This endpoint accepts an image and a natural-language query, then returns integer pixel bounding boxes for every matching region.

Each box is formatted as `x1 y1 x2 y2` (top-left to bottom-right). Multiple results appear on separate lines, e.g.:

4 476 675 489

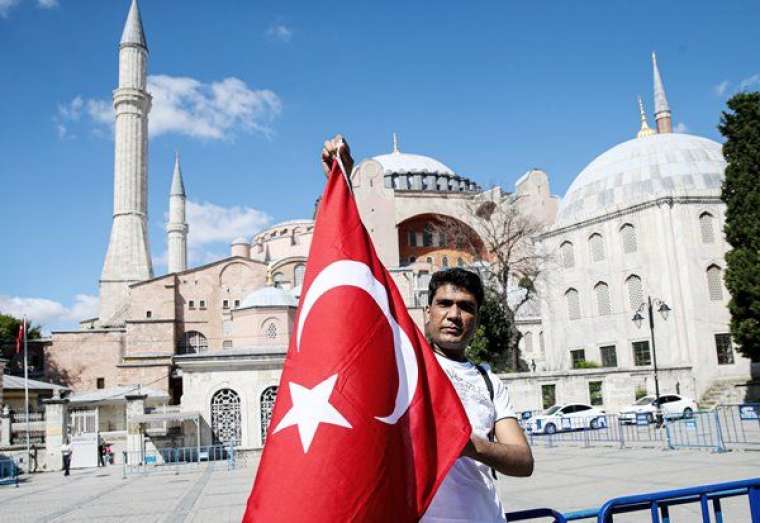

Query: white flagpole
23 316 30 469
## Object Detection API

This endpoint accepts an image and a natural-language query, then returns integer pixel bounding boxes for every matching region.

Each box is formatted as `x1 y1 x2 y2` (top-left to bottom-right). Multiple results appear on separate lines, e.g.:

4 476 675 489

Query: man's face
425 283 480 352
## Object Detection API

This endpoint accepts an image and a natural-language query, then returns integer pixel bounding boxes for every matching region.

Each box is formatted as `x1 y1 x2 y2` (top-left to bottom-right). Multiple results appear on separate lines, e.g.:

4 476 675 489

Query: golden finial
266 266 273 285
392 132 399 153
637 96 655 138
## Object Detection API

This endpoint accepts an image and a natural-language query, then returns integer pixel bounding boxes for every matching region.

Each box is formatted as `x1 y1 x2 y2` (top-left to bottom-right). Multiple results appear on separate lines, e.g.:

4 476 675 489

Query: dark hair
428 268 484 308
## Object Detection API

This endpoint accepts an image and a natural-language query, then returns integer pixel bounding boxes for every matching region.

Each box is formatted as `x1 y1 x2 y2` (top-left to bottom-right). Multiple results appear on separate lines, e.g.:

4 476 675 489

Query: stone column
0 404 11 446
43 396 69 471
125 394 146 465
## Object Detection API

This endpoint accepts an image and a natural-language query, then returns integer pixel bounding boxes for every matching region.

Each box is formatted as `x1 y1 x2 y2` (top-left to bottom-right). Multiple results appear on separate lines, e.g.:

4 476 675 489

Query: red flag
244 157 471 522
16 319 25 354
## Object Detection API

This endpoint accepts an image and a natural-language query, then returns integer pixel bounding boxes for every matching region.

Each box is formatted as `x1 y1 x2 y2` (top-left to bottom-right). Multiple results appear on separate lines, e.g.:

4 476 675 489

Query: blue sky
1 0 759 332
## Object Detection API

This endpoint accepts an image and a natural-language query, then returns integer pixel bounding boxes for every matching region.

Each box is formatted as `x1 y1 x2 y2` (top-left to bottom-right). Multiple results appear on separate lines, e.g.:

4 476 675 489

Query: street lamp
632 296 671 425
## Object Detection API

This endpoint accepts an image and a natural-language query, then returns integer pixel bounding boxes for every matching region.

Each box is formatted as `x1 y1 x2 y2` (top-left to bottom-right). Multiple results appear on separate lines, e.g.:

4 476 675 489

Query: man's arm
321 135 354 177
461 418 534 477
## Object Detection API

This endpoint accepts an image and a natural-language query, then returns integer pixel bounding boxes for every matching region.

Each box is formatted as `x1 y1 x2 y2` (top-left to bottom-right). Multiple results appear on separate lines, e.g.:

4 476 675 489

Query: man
321 136 533 521
61 438 72 477
422 268 534 522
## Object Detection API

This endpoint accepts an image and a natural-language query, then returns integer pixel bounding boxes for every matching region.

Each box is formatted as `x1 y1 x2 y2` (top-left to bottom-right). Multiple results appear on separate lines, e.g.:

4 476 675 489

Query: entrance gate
68 408 99 468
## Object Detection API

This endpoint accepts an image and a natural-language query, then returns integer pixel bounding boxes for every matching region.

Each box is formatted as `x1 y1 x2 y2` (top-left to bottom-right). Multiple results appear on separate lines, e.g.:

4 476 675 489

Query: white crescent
296 260 419 425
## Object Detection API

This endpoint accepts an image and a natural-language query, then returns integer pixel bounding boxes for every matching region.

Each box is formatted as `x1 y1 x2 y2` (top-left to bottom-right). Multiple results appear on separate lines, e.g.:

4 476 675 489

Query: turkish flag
16 319 25 354
243 157 471 522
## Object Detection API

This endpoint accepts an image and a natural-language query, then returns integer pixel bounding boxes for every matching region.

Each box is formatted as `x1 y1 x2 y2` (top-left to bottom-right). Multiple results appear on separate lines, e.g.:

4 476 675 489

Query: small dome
238 286 297 309
372 151 456 176
557 133 726 225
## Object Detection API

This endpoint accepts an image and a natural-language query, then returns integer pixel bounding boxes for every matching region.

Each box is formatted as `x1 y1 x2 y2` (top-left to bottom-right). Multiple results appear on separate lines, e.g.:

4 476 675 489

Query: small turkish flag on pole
243 153 471 522
16 318 25 355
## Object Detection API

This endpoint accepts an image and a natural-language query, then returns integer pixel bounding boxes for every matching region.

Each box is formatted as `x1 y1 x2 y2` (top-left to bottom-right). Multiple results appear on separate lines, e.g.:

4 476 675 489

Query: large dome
557 133 726 225
238 286 297 309
372 150 455 176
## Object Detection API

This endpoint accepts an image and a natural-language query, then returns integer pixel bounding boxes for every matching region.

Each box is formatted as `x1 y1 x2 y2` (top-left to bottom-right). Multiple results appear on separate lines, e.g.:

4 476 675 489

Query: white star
272 374 352 453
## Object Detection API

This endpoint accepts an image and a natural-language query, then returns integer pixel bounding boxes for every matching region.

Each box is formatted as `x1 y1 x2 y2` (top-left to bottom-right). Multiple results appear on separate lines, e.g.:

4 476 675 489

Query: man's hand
321 134 354 178
459 419 534 477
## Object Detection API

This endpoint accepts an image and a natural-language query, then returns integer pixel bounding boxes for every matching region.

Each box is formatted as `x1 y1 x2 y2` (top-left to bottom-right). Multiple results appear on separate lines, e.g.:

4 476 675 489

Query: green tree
719 92 760 362
0 313 42 344
466 291 524 372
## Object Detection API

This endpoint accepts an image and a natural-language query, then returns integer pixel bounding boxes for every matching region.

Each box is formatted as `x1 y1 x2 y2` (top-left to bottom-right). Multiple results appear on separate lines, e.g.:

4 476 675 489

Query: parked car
619 394 697 424
525 403 607 434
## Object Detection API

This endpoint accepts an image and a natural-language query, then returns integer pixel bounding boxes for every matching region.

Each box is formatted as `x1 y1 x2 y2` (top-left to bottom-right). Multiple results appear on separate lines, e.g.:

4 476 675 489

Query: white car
619 394 697 424
525 403 607 434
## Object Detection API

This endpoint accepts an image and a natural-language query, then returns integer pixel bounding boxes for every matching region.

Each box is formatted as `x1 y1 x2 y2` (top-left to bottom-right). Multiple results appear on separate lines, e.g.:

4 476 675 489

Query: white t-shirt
422 355 517 523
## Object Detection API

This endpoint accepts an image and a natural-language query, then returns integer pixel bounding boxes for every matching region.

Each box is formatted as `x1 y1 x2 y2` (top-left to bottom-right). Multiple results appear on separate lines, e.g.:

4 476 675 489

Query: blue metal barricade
715 403 760 448
665 410 726 452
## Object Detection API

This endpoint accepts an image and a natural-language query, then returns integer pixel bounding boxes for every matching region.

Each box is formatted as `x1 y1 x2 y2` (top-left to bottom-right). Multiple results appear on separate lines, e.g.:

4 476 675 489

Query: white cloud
714 80 730 97
153 200 271 269
0 0 20 18
0 293 98 333
37 0 57 8
267 24 293 43
57 75 282 141
738 74 760 92
673 122 688 133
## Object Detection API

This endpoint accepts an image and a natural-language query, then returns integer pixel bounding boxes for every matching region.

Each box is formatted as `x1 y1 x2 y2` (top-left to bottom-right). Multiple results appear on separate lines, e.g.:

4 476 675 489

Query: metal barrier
715 403 760 447
504 478 760 522
665 410 727 452
122 444 235 476
527 413 669 449
0 457 19 487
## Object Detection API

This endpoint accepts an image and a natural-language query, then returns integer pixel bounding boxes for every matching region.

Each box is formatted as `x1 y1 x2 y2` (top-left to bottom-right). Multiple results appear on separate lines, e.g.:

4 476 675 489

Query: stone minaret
98 0 153 326
652 51 672 134
167 153 188 273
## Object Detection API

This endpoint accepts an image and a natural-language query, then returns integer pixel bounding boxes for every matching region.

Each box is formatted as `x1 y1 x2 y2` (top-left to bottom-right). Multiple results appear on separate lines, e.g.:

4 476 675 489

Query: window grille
456 257 464 268
571 349 586 368
408 230 417 247
594 282 611 315
260 386 279 444
178 331 208 354
707 265 723 301
265 322 278 339
714 333 734 365
626 275 644 310
524 332 534 354
699 212 715 244
565 288 580 320
442 256 449 268
211 389 241 445
632 341 651 366
423 225 434 247
600 345 617 367
620 224 637 253
560 241 575 268
589 233 605 262
588 381 603 406
294 264 306 288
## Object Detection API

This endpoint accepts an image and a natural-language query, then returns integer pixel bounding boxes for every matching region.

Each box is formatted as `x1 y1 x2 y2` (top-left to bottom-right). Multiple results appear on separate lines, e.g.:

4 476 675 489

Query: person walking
61 439 72 476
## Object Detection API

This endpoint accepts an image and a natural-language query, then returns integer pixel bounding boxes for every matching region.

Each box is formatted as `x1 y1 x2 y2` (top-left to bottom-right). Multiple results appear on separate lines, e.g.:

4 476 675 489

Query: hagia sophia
42 0 750 453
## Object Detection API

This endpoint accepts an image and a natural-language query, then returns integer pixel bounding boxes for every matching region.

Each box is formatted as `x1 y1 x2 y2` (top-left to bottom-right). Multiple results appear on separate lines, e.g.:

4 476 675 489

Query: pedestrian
97 435 105 467
61 438 72 476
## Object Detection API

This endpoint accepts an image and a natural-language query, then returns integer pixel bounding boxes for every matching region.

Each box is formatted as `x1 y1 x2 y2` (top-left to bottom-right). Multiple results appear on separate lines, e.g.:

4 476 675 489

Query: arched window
456 257 465 268
441 256 449 268
700 212 715 244
426 256 433 265
264 321 278 339
177 331 208 354
565 288 580 320
523 332 534 354
294 264 306 288
423 225 434 247
620 224 637 253
589 233 605 262
210 388 241 445
594 281 611 315
260 386 278 445
707 265 723 301
272 272 289 290
625 275 644 310
560 241 575 269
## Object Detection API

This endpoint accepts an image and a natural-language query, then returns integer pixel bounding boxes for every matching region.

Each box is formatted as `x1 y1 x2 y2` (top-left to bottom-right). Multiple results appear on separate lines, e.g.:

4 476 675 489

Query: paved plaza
1 445 758 522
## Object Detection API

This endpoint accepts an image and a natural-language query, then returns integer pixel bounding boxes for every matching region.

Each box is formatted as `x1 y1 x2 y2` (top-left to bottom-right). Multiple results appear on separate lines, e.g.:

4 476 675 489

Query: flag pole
23 316 31 469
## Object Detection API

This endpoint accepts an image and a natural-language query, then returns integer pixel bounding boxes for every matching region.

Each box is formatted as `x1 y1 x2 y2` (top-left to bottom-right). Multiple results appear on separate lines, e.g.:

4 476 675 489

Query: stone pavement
1 446 758 522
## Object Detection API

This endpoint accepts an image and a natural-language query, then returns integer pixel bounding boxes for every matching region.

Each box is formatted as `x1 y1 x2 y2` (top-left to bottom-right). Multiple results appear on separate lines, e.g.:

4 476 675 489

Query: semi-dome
557 133 726 225
372 150 456 176
238 286 297 309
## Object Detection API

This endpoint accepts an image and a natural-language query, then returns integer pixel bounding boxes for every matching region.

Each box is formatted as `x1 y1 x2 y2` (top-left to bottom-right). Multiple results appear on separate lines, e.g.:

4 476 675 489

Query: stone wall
47 329 124 391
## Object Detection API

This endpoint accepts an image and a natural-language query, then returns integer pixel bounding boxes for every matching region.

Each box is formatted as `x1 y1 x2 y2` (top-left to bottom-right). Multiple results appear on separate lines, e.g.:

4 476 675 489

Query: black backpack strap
475 364 498 480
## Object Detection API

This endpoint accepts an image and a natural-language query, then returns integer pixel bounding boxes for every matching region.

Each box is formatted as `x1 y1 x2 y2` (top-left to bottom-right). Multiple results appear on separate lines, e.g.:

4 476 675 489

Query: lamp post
632 296 671 425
